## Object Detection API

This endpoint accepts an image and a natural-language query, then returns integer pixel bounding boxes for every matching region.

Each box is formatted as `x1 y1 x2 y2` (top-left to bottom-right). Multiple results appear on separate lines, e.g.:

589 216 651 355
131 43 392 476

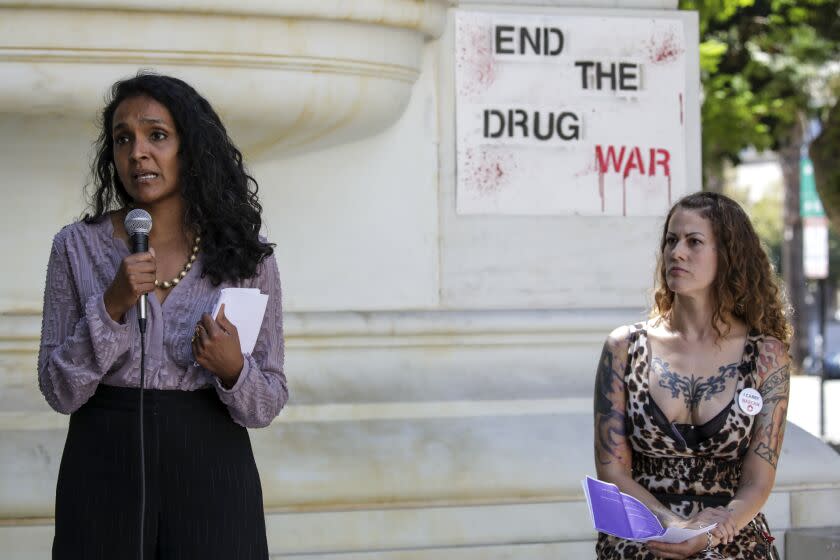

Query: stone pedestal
786 527 840 560
2 1 840 559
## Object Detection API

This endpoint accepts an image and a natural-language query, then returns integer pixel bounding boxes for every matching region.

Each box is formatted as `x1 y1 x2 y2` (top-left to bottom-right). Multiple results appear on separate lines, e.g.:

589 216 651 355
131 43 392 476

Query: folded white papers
211 288 268 355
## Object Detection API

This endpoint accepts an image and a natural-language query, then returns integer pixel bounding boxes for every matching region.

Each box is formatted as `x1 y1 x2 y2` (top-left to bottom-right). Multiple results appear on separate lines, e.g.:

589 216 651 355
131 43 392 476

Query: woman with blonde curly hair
593 192 791 559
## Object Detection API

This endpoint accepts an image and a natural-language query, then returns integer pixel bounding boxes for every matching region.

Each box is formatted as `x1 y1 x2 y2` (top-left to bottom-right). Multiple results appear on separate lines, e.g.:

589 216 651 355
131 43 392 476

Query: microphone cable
125 207 152 560
138 322 146 560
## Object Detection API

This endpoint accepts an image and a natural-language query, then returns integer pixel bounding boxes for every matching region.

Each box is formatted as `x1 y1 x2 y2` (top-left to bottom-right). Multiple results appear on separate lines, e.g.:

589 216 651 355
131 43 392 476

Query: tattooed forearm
754 442 778 468
753 399 787 468
594 343 628 466
752 364 790 469
652 358 739 412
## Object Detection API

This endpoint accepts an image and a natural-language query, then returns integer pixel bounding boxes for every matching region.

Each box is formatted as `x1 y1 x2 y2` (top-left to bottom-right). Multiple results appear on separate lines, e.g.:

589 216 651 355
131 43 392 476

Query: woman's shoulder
604 321 646 352
52 216 109 248
611 316 660 338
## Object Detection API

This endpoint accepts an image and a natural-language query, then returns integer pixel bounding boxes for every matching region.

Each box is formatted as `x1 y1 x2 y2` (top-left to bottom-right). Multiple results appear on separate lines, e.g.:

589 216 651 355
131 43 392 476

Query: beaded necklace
155 235 200 289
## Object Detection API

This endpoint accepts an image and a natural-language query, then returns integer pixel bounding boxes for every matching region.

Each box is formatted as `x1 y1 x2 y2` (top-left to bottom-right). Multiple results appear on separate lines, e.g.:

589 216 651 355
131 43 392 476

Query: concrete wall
1 1 839 558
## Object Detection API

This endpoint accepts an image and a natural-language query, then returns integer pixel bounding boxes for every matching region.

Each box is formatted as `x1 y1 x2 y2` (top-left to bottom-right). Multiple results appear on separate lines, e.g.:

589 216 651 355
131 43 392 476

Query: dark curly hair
84 71 273 284
652 192 792 345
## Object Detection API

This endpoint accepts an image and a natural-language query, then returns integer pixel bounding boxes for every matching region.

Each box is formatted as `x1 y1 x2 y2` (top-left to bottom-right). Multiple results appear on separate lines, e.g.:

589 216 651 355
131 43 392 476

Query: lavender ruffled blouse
37 216 288 428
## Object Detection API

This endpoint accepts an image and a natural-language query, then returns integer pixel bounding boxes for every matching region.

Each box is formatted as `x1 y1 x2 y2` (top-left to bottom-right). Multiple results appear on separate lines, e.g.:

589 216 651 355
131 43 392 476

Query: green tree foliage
811 97 840 224
731 180 840 284
681 0 840 190
684 0 840 366
725 182 783 267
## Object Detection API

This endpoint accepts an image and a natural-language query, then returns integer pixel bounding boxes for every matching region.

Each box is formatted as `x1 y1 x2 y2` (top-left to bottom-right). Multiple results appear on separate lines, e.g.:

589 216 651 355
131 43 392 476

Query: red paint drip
622 176 627 217
598 169 605 212
622 158 634 216
679 93 684 125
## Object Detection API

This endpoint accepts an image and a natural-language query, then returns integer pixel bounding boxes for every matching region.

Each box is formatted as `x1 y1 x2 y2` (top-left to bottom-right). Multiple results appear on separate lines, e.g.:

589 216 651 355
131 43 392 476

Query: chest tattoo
651 358 740 411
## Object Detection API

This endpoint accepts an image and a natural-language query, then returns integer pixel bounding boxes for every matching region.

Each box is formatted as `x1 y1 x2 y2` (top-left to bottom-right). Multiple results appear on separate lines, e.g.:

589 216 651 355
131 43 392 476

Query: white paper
211 288 268 355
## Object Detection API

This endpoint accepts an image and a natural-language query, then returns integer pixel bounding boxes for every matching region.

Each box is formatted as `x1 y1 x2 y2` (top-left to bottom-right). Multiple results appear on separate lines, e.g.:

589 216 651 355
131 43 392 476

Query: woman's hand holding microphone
103 248 157 323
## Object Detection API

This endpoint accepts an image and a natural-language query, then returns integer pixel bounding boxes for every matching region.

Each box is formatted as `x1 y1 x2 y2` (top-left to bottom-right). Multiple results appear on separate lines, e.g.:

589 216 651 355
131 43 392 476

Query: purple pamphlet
582 476 716 543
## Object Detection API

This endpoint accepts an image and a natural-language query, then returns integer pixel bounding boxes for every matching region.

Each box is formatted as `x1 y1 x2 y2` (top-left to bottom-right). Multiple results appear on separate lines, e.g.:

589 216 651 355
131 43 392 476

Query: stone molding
0 0 452 36
458 0 676 6
0 0 451 156
0 308 643 352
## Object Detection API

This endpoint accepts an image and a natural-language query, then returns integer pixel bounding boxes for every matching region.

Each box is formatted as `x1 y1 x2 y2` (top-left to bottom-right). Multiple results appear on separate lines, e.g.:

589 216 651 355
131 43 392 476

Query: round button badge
738 388 763 416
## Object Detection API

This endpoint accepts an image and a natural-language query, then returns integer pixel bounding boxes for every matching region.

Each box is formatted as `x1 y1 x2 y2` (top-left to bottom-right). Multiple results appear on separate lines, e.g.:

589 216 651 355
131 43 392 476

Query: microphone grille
125 208 153 236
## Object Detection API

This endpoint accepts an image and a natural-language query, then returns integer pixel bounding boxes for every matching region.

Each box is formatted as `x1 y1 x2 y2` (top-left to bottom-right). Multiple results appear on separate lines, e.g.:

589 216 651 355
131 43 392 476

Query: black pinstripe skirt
53 384 269 559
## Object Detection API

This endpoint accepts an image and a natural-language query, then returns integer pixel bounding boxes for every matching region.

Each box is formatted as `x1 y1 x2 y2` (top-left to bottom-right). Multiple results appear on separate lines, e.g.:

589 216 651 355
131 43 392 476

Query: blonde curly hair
652 192 792 345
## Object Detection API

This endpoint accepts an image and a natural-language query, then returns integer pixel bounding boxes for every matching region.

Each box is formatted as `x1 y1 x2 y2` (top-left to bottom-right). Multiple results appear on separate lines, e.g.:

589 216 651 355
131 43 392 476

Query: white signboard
804 216 829 280
455 11 689 216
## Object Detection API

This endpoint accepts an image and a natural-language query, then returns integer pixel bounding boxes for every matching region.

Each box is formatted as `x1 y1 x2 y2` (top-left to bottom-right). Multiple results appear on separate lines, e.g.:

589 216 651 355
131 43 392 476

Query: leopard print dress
596 324 779 560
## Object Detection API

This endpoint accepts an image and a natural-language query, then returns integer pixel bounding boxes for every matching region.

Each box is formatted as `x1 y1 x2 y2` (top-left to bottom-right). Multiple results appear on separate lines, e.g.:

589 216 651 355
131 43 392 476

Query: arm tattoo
756 338 783 379
758 365 789 403
652 358 739 412
594 343 628 466
752 364 790 469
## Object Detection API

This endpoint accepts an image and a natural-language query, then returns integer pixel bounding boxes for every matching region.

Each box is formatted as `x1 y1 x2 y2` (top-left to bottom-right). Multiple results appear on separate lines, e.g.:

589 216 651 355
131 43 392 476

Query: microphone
124 209 153 333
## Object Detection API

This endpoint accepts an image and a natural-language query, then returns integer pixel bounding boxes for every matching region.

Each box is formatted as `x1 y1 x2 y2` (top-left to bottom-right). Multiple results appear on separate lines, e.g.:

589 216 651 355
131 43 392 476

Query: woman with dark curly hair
593 192 790 560
38 72 286 559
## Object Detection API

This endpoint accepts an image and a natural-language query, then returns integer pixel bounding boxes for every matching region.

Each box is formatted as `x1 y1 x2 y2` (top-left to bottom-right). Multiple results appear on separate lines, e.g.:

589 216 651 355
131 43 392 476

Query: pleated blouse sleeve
38 227 132 414
214 252 288 428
